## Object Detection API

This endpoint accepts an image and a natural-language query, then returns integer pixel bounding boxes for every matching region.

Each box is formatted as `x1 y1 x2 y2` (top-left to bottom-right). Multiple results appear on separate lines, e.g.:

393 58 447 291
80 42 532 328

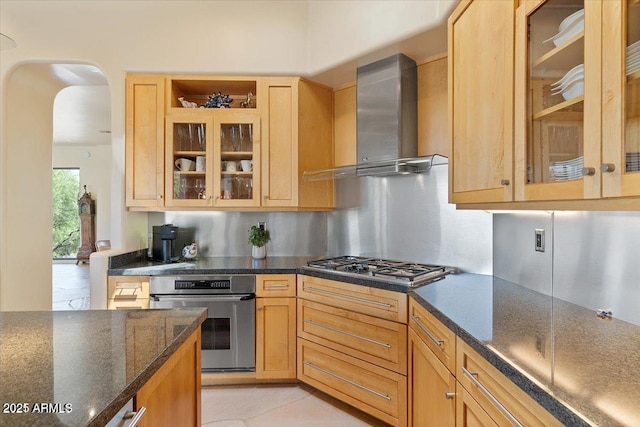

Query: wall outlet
535 229 545 252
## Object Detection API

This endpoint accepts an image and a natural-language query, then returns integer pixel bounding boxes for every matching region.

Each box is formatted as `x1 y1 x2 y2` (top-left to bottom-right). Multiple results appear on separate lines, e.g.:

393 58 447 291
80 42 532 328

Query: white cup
175 158 195 171
240 160 253 172
195 156 206 172
225 161 237 172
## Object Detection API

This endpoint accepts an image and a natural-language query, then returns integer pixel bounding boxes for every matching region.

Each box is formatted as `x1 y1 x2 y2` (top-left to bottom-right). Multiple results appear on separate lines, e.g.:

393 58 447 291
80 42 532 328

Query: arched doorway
0 62 110 311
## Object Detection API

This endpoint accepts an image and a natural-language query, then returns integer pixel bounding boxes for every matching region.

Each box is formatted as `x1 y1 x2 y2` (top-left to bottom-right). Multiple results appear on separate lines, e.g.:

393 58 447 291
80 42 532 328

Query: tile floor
52 261 90 310
201 385 388 427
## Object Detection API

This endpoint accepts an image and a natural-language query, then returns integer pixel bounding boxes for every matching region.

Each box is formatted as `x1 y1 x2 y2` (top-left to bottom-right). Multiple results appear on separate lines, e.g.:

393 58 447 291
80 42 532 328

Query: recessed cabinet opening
169 79 257 109
220 123 254 201
172 122 207 200
527 0 585 185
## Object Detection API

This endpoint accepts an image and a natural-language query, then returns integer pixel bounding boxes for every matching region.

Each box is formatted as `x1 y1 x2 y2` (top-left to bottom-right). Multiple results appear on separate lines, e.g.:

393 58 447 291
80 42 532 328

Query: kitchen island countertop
0 308 207 427
410 273 640 427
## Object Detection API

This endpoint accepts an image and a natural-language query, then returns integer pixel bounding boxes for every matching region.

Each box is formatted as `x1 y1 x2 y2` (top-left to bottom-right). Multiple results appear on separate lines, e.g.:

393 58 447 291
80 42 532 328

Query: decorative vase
252 245 266 259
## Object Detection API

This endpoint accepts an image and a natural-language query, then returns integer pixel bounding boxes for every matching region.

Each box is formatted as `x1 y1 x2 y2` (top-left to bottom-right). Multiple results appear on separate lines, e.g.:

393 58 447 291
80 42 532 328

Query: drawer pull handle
303 361 391 401
116 284 141 290
462 367 523 427
264 284 289 289
303 286 392 308
410 314 444 348
124 406 146 426
304 319 392 348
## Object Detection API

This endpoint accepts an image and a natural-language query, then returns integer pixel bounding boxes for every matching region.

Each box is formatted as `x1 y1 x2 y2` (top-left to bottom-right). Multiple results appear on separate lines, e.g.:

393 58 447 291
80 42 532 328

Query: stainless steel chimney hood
303 53 447 182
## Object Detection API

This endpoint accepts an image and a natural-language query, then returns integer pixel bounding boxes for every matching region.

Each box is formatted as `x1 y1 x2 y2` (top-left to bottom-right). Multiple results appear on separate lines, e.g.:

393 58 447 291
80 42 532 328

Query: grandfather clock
76 186 96 264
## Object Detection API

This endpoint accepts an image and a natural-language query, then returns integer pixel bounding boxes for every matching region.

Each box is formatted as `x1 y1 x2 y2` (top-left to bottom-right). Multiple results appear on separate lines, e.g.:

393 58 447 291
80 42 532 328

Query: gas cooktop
303 256 455 288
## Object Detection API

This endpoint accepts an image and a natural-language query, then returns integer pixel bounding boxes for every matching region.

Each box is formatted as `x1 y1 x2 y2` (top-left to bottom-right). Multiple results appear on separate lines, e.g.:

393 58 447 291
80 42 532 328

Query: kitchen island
0 308 206 427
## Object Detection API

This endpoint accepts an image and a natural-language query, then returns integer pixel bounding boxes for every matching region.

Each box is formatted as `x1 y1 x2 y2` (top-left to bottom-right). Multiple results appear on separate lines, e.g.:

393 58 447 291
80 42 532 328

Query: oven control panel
175 279 231 290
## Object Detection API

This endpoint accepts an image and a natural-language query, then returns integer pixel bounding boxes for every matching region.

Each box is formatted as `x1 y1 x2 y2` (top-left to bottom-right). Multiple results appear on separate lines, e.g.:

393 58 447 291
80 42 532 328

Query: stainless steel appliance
149 275 255 372
303 256 455 288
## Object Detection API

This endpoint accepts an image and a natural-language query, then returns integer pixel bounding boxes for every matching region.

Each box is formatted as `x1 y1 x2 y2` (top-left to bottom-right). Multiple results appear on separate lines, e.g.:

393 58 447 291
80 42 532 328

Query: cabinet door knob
445 392 455 400
157 194 163 199
500 179 510 186
582 167 596 176
600 163 616 173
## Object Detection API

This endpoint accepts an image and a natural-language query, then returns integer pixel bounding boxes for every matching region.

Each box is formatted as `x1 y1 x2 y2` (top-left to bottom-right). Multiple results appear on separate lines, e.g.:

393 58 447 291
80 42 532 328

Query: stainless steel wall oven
149 275 255 372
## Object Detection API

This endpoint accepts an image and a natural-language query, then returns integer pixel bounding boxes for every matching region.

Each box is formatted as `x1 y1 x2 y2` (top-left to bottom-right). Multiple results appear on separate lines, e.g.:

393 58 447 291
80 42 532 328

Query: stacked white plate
627 40 640 75
551 64 584 101
544 9 584 47
627 152 640 172
549 156 584 181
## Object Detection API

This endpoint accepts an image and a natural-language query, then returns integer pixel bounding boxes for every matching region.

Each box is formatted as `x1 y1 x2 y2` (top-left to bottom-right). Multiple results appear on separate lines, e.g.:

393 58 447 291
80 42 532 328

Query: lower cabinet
135 326 201 427
107 276 150 309
255 274 297 380
456 386 499 427
408 328 456 427
298 338 407 427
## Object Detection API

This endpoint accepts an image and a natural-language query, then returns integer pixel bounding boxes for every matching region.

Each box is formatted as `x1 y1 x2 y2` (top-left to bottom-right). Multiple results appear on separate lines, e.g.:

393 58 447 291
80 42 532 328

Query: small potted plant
248 223 270 259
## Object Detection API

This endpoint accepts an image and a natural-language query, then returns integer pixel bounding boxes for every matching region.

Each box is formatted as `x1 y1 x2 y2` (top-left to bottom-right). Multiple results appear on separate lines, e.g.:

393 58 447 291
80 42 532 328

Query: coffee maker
152 224 195 262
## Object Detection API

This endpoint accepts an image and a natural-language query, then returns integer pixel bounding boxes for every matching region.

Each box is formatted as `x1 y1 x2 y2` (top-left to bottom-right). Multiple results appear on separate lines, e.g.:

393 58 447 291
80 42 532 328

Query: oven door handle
151 294 255 302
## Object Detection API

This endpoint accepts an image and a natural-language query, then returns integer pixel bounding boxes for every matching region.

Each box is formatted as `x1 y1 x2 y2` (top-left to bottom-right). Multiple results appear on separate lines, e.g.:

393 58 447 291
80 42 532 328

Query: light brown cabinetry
255 274 296 379
126 74 334 211
450 0 640 208
261 77 334 210
125 74 166 207
448 0 517 204
135 326 201 427
297 275 408 427
408 300 456 427
107 276 150 310
456 338 562 427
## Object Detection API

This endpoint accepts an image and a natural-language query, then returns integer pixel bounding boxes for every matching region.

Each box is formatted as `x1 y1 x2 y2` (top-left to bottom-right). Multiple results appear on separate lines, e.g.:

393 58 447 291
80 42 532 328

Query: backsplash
494 211 640 326
328 164 494 274
149 211 328 257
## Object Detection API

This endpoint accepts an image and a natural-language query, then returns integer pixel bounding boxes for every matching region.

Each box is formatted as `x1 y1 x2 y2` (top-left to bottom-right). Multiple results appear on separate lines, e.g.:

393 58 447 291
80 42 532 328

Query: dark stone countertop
108 256 318 276
0 308 207 427
410 273 640 427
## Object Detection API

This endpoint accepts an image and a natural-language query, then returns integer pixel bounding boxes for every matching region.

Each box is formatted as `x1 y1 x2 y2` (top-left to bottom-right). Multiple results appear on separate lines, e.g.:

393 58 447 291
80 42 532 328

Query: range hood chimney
302 54 447 182
356 54 418 176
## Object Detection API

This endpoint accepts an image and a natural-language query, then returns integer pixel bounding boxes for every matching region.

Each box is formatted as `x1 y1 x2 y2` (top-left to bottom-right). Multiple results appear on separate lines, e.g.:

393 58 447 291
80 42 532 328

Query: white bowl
544 14 584 47
551 64 584 87
561 81 584 100
559 9 584 32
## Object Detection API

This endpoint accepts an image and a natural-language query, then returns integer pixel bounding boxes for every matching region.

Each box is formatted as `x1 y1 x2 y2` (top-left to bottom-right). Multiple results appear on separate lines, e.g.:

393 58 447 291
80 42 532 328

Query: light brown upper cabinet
126 74 334 211
126 74 166 207
514 0 640 203
448 0 517 204
260 77 334 210
450 0 640 208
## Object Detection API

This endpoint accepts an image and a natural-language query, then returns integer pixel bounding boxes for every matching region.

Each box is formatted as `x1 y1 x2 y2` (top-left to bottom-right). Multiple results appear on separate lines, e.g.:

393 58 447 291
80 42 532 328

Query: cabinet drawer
108 276 150 300
298 299 407 374
256 274 296 297
108 299 149 310
457 338 562 427
409 299 456 373
298 338 407 427
297 275 408 323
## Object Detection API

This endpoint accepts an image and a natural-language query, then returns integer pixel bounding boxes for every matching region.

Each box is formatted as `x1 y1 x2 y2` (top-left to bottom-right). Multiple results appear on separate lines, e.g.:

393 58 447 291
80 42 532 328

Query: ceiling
51 64 110 146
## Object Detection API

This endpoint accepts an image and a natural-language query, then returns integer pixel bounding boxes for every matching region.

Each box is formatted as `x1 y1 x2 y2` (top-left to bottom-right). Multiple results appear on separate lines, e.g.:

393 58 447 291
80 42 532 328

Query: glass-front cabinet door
515 0 599 201
213 112 261 207
165 114 214 207
601 0 640 198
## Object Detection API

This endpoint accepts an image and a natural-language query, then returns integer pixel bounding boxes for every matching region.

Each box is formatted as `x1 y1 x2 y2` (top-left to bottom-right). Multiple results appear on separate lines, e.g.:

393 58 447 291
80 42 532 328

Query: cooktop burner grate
305 256 454 287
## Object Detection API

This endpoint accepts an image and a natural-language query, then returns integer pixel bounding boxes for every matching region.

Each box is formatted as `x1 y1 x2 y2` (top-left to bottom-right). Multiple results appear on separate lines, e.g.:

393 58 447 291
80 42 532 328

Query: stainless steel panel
150 211 327 257
357 54 417 165
328 163 493 274
552 211 640 326
493 212 553 296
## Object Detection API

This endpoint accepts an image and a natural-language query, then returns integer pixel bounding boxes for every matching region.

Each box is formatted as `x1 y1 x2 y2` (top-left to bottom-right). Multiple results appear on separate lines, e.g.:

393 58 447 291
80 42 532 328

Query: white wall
52 145 112 241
